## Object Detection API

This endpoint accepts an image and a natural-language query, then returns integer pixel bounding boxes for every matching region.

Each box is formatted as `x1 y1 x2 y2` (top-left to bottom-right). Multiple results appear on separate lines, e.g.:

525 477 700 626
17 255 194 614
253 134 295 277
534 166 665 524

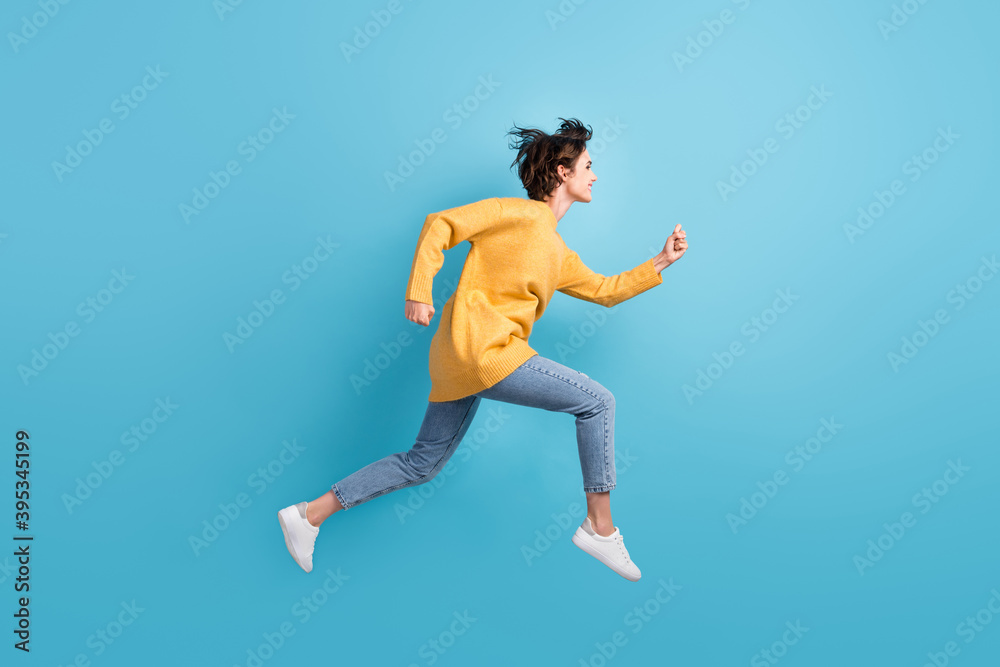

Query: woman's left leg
474 354 619 536
475 354 641 580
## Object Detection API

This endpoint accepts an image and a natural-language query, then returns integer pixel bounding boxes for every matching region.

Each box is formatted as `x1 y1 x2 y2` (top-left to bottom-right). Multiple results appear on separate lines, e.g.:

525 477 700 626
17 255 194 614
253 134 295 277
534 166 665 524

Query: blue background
2 0 998 665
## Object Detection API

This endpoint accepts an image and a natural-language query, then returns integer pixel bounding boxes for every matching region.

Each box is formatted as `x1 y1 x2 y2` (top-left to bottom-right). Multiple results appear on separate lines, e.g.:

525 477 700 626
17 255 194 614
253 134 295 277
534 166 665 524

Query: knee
590 379 614 411
401 450 439 482
582 383 614 416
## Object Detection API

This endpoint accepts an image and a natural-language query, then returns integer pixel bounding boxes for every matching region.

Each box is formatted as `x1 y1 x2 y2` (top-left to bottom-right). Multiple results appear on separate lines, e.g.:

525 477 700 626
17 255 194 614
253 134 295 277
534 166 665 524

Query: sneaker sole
571 528 641 582
277 508 312 573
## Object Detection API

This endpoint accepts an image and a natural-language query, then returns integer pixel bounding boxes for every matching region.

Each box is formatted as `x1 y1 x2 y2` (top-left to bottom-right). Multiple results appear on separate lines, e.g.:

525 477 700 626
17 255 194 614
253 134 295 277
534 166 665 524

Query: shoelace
616 532 631 564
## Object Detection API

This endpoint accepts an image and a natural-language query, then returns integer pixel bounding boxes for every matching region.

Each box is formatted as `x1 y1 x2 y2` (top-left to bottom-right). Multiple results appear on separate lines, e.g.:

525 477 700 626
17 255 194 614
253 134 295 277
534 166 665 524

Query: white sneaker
571 517 641 582
277 501 320 573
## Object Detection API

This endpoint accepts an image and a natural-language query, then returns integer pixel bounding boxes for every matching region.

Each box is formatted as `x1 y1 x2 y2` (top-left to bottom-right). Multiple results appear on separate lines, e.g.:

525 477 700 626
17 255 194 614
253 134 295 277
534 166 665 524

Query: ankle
588 513 614 536
305 504 324 528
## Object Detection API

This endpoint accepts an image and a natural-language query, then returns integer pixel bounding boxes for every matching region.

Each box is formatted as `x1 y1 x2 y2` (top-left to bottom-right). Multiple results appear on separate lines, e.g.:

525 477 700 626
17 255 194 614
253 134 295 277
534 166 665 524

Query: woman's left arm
556 248 664 308
557 224 688 307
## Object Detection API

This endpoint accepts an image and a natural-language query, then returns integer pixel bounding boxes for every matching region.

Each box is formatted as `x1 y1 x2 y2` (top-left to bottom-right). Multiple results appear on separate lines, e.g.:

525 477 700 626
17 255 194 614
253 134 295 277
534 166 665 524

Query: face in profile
562 148 597 203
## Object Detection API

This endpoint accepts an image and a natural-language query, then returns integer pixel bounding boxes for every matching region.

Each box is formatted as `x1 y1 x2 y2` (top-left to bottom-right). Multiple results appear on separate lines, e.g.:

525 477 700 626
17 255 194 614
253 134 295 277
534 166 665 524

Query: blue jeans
331 354 617 510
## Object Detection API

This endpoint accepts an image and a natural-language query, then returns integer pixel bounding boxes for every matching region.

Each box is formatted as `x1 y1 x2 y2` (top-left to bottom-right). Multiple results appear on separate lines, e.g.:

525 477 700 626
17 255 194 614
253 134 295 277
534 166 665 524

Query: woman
278 118 688 581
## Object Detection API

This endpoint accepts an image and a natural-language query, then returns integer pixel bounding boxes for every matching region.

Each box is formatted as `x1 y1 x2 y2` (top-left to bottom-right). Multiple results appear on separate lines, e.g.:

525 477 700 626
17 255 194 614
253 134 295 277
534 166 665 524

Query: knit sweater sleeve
556 247 663 308
404 197 504 305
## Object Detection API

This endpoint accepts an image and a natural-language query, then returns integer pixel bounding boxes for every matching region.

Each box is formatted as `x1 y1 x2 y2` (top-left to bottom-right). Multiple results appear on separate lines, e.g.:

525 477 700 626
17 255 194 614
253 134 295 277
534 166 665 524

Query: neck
542 192 575 223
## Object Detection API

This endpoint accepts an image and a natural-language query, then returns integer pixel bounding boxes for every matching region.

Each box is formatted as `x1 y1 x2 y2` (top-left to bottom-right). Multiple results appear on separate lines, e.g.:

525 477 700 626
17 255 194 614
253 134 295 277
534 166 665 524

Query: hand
661 223 688 266
405 299 435 326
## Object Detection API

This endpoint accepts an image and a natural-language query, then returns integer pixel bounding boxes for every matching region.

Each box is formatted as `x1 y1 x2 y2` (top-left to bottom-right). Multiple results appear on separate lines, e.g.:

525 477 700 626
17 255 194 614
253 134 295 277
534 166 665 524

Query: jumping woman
278 118 688 581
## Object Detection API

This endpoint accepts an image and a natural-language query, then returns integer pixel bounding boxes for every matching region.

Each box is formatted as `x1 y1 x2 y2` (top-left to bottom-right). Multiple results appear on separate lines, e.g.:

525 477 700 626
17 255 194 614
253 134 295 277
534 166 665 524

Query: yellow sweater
405 196 664 402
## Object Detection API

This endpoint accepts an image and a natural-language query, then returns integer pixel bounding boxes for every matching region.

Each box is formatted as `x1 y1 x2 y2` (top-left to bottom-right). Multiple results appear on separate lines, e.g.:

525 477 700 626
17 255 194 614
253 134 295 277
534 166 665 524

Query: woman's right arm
404 196 504 311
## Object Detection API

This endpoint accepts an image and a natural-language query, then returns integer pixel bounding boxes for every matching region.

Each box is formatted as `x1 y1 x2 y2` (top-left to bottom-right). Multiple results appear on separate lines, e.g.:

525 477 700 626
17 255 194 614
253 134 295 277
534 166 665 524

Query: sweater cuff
405 272 435 305
630 257 664 294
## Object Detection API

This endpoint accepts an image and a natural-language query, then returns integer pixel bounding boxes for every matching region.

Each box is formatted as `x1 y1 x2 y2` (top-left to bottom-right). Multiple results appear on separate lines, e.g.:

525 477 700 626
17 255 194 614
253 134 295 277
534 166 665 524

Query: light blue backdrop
2 0 998 665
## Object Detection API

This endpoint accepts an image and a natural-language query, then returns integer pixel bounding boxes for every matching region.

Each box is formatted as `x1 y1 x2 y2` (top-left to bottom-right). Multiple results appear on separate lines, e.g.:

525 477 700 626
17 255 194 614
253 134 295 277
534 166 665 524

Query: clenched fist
662 223 688 265
405 299 435 326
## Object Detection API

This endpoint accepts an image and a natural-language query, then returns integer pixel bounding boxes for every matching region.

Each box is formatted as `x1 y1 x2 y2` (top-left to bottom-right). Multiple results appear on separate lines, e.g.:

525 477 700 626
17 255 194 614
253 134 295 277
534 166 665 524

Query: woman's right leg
307 394 482 526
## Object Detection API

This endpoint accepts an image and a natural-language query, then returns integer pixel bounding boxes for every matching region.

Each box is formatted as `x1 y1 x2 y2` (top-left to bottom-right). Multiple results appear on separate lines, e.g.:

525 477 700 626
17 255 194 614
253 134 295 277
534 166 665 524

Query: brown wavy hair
506 118 593 201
